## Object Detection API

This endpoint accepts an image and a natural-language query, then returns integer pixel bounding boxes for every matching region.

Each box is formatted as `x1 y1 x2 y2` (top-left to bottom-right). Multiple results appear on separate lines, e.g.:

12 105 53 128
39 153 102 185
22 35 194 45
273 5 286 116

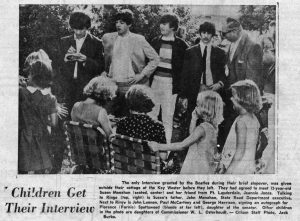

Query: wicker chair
110 134 161 174
63 121 113 174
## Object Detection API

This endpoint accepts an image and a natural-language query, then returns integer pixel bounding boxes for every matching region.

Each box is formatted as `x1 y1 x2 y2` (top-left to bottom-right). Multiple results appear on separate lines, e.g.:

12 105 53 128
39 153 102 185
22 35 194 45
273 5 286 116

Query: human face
160 23 174 37
116 20 131 36
223 29 239 42
200 31 213 44
73 28 87 40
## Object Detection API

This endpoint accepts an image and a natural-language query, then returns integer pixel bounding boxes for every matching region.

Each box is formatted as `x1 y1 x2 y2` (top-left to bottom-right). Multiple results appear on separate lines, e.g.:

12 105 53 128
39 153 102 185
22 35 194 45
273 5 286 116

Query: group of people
19 9 276 174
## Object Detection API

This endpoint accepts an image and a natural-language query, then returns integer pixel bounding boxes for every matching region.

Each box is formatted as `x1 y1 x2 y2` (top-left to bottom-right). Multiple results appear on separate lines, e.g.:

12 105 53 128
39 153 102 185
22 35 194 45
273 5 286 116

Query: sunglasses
222 29 237 36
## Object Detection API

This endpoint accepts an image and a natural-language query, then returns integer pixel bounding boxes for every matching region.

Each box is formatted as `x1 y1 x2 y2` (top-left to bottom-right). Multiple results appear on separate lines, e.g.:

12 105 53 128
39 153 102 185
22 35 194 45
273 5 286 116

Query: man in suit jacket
102 9 159 90
180 22 226 120
222 17 263 91
101 9 159 117
218 17 263 149
60 11 105 111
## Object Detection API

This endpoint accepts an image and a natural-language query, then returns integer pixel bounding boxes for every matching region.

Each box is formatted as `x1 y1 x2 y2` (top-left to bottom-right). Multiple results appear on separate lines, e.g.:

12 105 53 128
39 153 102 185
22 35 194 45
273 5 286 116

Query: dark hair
69 12 91 29
199 21 216 36
29 61 53 89
115 9 134 25
125 85 155 113
160 14 179 31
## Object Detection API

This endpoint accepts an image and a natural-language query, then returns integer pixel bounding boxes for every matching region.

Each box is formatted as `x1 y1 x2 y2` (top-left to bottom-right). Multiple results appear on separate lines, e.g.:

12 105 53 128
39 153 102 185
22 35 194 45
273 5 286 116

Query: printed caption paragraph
98 180 292 218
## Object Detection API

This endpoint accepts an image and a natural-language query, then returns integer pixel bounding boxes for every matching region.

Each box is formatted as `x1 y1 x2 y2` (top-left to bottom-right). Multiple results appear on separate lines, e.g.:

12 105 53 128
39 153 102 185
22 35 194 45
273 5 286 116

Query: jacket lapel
79 33 91 55
230 32 247 63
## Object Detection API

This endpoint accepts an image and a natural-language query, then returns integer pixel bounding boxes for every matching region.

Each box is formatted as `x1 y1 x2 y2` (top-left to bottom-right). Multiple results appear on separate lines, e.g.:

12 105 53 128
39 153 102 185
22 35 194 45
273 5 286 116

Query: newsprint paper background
1 0 300 220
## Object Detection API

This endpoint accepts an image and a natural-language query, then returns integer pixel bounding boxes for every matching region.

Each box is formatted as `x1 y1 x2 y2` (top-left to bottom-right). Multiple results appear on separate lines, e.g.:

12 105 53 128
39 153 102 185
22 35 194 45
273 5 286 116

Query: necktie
202 46 207 85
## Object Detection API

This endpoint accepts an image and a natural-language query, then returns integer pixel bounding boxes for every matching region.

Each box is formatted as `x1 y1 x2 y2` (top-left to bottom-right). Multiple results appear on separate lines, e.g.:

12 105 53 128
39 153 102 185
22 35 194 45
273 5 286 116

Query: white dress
221 114 260 174
180 122 218 174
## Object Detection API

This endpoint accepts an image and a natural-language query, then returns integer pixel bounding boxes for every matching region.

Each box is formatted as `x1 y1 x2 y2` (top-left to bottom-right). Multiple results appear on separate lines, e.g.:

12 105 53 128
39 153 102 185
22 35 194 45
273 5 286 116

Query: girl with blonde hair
219 79 262 174
71 76 117 137
148 90 224 174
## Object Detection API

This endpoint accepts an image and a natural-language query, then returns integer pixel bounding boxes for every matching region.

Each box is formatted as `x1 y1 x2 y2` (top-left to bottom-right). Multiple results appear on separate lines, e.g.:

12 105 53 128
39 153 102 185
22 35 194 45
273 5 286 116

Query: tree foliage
19 4 192 69
239 5 276 33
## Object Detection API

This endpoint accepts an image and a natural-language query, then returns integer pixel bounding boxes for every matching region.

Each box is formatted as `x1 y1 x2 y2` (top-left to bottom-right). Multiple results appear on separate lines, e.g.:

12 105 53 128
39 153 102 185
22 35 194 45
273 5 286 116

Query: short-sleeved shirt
116 113 166 144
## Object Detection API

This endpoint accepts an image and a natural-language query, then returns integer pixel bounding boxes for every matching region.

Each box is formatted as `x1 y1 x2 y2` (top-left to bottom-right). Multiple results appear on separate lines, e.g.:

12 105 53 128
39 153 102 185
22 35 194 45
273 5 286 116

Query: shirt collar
161 35 175 41
199 41 212 52
74 31 88 41
118 31 131 38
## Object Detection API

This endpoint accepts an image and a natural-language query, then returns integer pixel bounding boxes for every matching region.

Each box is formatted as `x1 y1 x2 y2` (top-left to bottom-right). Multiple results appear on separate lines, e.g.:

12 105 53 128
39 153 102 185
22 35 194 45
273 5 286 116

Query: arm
84 39 105 74
246 43 263 92
232 119 247 162
189 109 198 134
149 125 205 152
217 48 227 86
140 37 159 78
97 108 113 137
209 48 226 91
178 49 191 98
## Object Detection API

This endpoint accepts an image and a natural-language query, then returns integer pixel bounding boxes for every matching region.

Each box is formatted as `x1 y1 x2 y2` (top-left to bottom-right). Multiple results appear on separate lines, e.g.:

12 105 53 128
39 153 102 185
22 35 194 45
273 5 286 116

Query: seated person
71 76 117 137
116 85 167 161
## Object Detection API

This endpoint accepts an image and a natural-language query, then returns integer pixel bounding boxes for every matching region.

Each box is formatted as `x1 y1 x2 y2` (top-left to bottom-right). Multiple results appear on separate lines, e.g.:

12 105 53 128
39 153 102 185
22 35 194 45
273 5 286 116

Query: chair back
110 134 161 174
64 121 112 173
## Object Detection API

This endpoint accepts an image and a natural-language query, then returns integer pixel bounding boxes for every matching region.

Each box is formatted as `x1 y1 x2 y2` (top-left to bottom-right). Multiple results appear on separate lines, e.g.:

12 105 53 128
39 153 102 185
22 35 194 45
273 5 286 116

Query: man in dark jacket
180 21 226 123
60 11 105 111
219 17 263 149
150 14 189 143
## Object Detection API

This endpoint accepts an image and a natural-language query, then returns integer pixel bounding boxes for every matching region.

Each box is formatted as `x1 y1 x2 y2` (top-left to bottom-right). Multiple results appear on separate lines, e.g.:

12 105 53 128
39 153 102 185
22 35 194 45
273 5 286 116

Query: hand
67 46 76 54
148 141 159 152
209 82 222 91
56 103 68 119
19 76 28 87
126 74 145 85
100 71 108 77
74 53 87 62
191 109 199 121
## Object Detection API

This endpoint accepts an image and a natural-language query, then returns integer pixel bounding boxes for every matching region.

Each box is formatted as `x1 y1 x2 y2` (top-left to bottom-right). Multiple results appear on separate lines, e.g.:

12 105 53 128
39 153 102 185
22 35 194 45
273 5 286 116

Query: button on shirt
200 42 213 86
73 32 88 79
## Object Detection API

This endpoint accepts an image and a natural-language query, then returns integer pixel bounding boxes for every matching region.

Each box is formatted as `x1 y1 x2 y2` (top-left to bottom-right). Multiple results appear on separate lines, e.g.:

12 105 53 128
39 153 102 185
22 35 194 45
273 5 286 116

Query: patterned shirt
156 39 173 78
116 114 166 144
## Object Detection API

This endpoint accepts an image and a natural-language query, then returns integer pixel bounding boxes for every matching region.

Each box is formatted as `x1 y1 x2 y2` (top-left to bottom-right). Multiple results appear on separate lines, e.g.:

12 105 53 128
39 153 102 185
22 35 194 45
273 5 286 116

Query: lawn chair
110 134 161 174
63 121 112 174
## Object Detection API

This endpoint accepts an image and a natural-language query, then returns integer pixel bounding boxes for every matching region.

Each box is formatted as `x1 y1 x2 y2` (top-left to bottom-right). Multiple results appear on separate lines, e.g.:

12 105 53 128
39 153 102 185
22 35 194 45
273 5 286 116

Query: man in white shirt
102 9 159 116
180 22 226 125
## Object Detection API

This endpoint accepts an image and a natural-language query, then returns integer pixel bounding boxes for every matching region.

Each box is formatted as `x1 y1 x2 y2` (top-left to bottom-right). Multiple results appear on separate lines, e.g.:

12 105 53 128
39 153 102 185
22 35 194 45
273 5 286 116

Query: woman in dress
71 76 117 137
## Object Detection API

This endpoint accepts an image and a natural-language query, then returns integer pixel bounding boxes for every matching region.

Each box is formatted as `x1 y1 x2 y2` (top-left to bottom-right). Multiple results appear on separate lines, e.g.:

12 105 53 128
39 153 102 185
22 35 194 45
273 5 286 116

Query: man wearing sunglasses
221 17 263 92
218 17 263 150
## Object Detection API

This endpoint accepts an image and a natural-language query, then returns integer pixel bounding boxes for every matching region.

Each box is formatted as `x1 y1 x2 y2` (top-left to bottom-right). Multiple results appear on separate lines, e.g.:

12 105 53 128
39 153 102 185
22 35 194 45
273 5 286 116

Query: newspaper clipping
1 0 300 220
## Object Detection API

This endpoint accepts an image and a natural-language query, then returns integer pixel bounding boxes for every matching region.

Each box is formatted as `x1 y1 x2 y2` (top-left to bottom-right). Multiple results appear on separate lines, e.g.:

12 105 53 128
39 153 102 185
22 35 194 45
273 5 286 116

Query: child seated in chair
116 85 167 161
71 76 117 137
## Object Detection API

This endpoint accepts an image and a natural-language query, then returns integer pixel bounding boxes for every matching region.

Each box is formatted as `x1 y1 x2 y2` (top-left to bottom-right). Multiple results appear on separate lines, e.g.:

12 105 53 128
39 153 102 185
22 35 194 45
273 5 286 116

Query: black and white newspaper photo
0 0 300 220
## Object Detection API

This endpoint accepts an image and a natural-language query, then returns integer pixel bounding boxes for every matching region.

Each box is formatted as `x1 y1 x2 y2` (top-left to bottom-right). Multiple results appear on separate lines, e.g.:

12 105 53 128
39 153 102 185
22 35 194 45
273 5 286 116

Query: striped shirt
156 39 173 78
